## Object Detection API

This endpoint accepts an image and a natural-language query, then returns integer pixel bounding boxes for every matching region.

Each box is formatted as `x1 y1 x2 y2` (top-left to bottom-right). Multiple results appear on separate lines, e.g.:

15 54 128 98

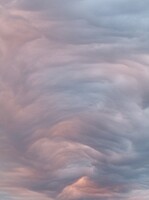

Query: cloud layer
1 0 149 199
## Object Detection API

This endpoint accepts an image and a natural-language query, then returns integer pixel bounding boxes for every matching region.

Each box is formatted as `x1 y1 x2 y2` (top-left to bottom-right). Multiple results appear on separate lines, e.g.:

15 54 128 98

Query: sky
1 0 149 199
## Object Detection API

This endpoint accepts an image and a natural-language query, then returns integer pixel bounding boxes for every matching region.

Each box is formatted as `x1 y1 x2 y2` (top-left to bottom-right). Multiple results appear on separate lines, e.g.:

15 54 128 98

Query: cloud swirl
1 0 149 199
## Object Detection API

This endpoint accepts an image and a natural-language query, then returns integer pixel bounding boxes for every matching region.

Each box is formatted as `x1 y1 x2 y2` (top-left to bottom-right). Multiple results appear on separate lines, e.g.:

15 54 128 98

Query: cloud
1 0 149 200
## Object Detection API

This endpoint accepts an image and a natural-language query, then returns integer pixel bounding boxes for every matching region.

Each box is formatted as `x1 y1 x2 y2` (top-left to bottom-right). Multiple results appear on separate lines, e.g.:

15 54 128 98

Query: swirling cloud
1 0 149 200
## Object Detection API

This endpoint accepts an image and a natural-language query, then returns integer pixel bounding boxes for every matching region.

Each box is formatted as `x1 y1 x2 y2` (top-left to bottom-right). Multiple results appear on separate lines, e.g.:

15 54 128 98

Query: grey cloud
1 0 149 200
13 0 149 61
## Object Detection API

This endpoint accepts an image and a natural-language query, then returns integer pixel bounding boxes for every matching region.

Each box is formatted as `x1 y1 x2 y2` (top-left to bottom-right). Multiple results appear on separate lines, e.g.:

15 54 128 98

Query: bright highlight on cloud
1 0 149 199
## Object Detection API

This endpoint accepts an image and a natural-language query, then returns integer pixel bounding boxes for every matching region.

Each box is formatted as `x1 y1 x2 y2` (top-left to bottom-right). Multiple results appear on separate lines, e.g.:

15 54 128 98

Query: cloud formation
1 0 149 199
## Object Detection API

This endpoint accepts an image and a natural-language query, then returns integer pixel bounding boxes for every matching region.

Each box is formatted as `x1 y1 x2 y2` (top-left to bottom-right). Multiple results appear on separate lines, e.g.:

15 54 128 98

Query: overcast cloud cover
1 0 149 199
